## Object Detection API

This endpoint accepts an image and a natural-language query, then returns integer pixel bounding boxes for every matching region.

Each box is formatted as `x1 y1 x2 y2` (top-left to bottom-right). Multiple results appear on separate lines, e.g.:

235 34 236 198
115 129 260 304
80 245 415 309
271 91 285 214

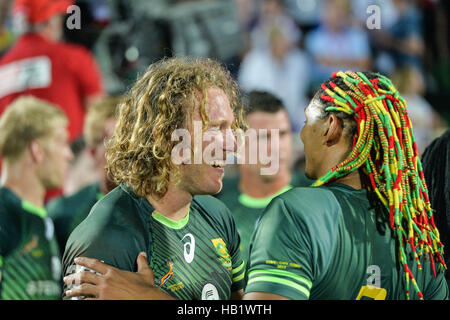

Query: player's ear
322 114 343 147
29 140 45 164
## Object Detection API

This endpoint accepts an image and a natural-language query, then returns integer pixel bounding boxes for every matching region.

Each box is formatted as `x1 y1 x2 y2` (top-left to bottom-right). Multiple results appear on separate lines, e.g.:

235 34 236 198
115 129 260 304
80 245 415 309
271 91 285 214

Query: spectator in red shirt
0 0 104 143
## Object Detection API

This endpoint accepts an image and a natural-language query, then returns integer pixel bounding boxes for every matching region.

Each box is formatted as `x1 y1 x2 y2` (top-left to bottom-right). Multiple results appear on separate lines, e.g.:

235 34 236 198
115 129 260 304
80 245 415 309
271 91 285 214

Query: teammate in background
47 96 121 252
0 0 104 201
62 57 246 300
243 71 448 300
216 90 312 264
421 129 450 288
0 96 73 299
0 0 104 143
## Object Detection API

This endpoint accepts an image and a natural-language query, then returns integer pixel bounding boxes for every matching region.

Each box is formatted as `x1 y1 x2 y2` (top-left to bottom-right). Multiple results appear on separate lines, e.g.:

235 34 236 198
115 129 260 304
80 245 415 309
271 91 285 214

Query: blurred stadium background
1 0 449 154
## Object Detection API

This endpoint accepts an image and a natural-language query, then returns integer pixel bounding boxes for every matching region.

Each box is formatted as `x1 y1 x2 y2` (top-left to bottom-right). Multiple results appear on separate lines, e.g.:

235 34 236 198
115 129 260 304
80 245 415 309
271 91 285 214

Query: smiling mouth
211 160 226 168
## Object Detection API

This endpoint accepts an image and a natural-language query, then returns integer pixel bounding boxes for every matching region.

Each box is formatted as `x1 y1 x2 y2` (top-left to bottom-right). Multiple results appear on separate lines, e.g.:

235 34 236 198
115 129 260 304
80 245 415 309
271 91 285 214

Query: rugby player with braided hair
244 71 448 300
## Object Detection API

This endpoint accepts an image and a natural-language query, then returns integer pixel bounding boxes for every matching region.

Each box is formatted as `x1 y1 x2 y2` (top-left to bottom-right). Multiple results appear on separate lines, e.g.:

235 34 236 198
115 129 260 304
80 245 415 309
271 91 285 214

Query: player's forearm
243 292 290 300
230 289 244 300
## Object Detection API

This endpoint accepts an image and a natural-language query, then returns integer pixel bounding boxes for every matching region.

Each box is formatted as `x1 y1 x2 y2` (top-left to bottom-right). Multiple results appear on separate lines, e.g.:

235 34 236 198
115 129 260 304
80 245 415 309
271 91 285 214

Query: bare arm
230 289 244 300
244 292 290 300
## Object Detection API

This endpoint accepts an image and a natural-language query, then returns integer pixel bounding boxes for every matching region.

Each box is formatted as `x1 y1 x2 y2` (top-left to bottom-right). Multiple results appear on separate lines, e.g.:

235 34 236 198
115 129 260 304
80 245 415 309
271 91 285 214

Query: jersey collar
151 210 190 229
22 200 47 219
238 185 293 209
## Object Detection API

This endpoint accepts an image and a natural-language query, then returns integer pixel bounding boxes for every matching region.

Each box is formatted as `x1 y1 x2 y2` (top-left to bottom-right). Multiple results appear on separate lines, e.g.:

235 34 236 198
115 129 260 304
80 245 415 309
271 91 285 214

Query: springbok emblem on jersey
211 238 232 270
157 261 174 287
20 235 39 256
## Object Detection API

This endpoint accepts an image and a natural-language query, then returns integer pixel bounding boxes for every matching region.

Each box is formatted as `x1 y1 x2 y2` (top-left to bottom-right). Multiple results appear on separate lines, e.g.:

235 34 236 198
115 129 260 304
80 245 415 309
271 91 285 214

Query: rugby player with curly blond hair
62 57 247 300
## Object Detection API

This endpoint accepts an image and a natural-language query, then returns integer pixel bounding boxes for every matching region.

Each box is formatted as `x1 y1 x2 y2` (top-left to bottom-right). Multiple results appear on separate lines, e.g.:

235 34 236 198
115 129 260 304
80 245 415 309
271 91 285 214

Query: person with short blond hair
83 96 122 148
0 95 68 161
47 96 123 252
63 57 247 300
0 95 73 299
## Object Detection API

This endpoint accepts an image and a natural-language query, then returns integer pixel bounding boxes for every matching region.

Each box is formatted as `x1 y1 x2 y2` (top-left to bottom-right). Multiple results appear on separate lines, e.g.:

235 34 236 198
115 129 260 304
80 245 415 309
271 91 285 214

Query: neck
34 25 59 43
99 178 108 194
146 184 192 221
1 160 46 208
239 166 291 198
100 174 116 195
333 170 362 190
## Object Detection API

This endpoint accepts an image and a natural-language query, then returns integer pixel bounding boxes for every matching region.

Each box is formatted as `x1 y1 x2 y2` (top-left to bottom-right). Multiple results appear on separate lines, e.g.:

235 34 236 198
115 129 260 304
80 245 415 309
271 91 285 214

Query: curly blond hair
105 57 246 198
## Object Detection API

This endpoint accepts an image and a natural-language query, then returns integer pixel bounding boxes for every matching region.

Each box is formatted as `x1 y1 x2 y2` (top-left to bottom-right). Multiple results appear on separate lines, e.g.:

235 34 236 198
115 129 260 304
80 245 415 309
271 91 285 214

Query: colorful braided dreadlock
313 71 446 300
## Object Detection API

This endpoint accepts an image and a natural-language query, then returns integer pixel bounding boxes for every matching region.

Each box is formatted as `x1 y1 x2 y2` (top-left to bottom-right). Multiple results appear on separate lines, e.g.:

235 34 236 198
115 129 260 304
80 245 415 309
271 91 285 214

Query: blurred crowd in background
0 0 449 196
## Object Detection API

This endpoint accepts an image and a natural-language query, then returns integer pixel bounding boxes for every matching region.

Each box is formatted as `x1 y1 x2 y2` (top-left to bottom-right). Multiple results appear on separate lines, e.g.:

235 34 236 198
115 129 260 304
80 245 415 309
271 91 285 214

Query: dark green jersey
215 172 312 264
47 182 104 252
245 183 449 300
63 184 245 300
0 187 61 300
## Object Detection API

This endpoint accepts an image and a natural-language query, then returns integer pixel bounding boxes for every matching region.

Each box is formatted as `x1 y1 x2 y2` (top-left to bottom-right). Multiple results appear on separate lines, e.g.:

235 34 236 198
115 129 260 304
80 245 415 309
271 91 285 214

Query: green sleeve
62 196 149 295
216 198 245 293
0 209 21 257
245 188 340 300
0 208 21 297
195 195 245 293
62 224 143 298
228 213 245 293
63 224 143 273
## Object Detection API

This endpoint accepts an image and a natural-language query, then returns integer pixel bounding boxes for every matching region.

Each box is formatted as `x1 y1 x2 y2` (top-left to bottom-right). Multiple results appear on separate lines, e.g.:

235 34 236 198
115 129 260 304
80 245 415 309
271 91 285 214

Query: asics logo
181 233 195 263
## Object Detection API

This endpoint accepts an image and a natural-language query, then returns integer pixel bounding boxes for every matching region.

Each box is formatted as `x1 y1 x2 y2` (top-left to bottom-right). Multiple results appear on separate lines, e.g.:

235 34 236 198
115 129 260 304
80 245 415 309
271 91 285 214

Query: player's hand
63 252 174 300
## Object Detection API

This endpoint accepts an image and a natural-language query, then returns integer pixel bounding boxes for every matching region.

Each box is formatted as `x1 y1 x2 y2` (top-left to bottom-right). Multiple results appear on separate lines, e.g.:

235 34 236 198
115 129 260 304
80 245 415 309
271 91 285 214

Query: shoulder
63 185 149 270
57 42 95 58
287 48 308 63
275 186 342 217
259 187 343 242
73 184 146 234
256 187 343 264
193 195 233 220
240 48 270 68
47 183 98 218
346 27 369 42
0 187 21 222
56 42 99 71
0 188 22 254
192 195 238 237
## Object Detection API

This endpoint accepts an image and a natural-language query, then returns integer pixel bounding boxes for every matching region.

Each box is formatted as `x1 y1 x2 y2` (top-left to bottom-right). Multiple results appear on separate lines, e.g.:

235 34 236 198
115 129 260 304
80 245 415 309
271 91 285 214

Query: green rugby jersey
0 187 62 300
215 172 313 264
47 182 104 252
63 183 245 300
245 183 449 300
